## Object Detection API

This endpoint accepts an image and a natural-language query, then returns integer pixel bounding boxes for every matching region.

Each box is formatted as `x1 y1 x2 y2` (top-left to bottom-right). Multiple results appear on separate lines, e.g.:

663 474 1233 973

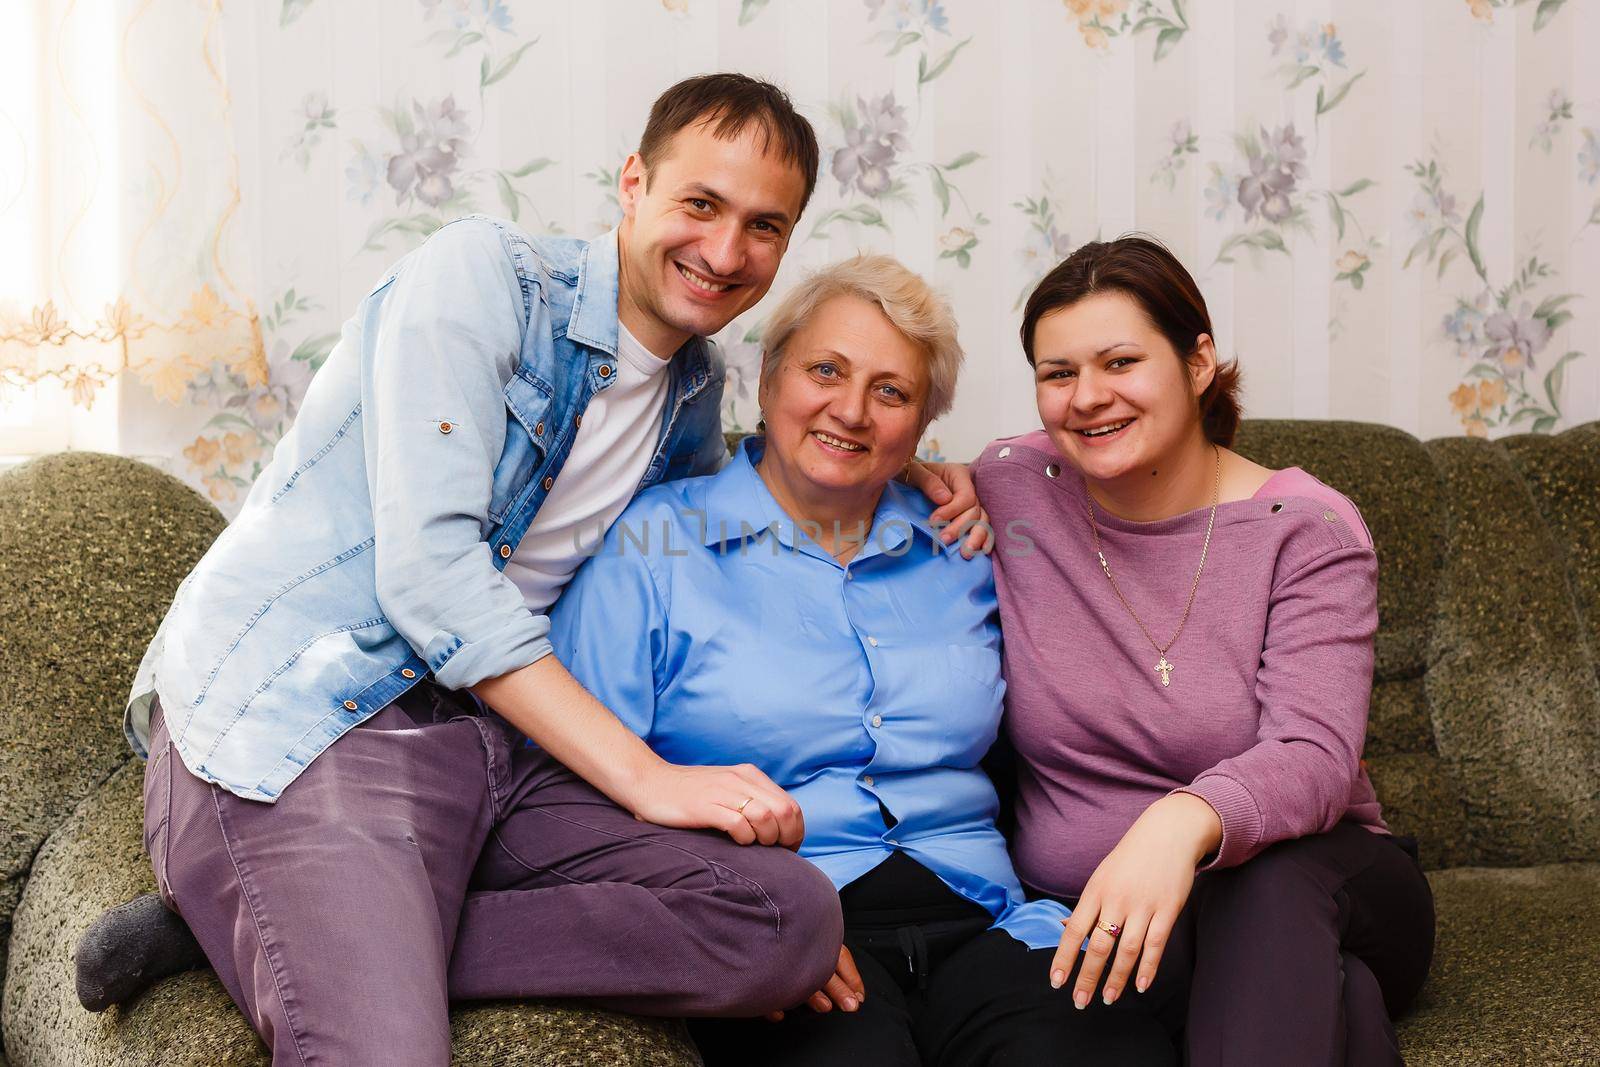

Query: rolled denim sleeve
363 218 554 690
547 504 669 738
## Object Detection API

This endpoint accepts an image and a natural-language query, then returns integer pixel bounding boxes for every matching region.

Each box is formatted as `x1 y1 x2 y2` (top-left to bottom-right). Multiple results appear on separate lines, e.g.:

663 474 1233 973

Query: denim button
1045 463 1060 479
575 414 583 428
543 476 555 491
401 668 416 679
499 544 512 559
439 421 454 434
598 365 613 379
343 700 358 710
535 420 545 437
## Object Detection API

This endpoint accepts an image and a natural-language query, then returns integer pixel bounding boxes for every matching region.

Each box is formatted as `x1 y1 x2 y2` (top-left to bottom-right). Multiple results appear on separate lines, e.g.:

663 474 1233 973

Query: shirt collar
700 437 953 559
572 228 713 392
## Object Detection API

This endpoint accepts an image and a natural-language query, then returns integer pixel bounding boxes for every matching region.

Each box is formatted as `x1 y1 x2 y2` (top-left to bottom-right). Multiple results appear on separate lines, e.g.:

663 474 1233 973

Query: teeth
814 431 865 452
676 262 731 292
1081 420 1131 438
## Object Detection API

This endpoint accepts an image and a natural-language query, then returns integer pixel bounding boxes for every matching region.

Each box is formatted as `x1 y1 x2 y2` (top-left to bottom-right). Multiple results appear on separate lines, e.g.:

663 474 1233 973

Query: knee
1200 846 1330 931
703 852 843 1016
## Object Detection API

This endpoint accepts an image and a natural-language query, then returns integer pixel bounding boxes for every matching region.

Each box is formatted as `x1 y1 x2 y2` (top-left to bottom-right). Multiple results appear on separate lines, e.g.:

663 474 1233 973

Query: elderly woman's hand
1051 793 1221 1007
902 460 991 558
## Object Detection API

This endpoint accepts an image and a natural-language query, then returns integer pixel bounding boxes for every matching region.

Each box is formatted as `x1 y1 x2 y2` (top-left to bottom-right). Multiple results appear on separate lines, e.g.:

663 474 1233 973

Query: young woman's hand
765 945 866 1021
1051 792 1222 1007
901 460 991 558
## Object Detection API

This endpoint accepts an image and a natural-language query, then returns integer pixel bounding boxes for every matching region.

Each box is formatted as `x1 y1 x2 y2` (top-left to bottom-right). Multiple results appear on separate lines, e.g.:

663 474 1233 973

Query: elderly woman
537 256 1175 1065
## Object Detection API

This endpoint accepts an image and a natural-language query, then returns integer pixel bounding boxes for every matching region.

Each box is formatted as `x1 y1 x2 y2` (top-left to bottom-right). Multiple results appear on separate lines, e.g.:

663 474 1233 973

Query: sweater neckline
1054 460 1304 537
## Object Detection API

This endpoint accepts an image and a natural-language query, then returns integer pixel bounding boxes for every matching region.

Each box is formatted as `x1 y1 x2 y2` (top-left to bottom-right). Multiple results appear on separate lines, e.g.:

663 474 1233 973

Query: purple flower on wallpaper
831 93 911 198
1483 302 1553 373
385 95 471 207
1237 124 1307 223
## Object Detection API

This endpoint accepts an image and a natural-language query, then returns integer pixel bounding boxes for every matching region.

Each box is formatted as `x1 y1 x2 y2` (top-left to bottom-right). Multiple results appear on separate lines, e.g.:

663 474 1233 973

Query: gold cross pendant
1155 656 1174 687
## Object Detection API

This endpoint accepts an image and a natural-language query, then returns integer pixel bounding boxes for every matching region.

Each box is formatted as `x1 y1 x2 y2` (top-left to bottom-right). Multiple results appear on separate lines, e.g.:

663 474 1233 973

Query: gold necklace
1085 446 1220 689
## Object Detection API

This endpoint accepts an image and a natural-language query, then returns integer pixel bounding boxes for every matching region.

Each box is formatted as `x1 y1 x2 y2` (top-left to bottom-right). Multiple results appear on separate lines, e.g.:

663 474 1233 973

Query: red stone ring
1094 919 1123 938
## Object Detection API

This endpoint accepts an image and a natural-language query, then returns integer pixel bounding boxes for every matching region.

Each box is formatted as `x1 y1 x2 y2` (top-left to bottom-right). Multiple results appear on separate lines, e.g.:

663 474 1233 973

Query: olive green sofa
3 419 1598 1065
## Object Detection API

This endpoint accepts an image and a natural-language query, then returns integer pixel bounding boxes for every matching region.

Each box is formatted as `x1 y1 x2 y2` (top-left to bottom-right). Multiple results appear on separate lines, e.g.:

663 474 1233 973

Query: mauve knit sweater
973 431 1388 900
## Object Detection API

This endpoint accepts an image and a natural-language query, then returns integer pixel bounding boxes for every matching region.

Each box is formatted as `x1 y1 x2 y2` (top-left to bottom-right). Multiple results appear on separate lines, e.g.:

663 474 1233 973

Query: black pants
690 851 1183 1066
1174 823 1435 1066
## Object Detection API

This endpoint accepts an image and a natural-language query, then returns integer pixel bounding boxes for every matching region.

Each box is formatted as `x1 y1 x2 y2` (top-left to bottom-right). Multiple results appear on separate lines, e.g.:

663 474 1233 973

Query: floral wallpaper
8 0 1597 510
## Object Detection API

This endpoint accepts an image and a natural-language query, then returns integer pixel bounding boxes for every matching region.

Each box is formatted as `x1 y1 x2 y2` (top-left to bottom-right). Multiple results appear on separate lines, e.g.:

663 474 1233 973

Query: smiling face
1032 290 1216 486
616 119 808 356
758 293 929 518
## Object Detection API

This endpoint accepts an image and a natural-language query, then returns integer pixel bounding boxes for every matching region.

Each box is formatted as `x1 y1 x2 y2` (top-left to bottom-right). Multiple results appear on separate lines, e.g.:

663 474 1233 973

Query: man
75 74 986 1064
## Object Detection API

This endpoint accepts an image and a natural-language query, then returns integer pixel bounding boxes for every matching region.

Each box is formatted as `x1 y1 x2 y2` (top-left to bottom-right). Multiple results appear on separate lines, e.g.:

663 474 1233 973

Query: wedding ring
1095 918 1123 938
736 797 754 814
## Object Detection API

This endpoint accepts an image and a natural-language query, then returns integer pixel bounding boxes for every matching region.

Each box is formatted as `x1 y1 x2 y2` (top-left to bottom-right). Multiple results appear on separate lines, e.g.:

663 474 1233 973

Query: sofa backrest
0 452 224 1045
1234 420 1600 870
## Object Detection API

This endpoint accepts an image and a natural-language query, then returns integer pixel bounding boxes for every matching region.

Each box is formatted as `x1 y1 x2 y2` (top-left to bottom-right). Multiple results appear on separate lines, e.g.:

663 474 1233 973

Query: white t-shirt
505 318 673 612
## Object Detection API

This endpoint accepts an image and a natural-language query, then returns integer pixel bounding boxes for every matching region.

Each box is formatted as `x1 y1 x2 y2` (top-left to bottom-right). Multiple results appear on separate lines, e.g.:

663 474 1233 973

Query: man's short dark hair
638 73 820 218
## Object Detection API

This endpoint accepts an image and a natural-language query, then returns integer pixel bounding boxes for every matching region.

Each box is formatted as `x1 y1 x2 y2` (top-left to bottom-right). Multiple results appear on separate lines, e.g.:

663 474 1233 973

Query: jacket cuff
1175 774 1263 871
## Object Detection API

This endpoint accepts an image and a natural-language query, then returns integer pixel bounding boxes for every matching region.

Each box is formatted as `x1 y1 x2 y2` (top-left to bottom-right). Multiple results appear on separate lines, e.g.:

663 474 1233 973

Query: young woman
970 237 1435 1065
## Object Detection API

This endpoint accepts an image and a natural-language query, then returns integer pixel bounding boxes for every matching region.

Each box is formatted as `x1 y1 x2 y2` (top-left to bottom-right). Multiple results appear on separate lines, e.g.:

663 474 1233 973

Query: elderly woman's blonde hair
759 255 963 432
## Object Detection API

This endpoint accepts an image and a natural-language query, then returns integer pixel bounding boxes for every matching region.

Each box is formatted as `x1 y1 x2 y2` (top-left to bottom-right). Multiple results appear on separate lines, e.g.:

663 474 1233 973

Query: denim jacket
126 217 728 802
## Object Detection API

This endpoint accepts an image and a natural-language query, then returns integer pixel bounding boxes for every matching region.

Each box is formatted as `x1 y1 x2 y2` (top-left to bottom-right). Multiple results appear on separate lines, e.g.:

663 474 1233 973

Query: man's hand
473 657 804 848
902 460 991 558
1051 793 1221 1008
766 945 866 1021
629 760 805 850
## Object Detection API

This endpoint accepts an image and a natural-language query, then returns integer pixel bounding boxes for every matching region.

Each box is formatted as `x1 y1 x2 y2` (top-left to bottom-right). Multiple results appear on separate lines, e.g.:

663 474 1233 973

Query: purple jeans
144 686 842 1066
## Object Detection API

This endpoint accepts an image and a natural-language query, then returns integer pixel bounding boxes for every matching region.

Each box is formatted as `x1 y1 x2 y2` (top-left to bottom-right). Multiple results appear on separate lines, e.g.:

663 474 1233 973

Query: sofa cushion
2 761 700 1066
1400 862 1600 1065
0 453 227 1056
1424 436 1600 867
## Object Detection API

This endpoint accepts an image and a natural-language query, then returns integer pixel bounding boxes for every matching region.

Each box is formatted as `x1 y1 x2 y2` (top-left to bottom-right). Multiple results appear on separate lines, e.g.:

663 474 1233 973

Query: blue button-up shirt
549 438 1070 949
126 217 728 801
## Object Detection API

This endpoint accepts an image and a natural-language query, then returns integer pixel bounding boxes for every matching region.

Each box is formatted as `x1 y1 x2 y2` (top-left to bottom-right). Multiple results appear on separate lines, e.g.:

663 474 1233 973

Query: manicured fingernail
1050 969 1065 989
1103 987 1118 1004
1073 990 1089 1010
1136 976 1149 993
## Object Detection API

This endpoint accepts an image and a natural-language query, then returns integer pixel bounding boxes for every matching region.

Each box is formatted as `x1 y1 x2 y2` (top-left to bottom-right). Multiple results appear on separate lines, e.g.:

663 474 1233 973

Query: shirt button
863 775 875 787
870 714 883 728
534 420 545 437
499 544 512 559
1323 510 1338 522
543 476 555 491
343 700 358 711
401 668 416 679
998 447 1012 459
598 364 613 378
867 636 879 647
438 421 454 434
845 570 853 582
